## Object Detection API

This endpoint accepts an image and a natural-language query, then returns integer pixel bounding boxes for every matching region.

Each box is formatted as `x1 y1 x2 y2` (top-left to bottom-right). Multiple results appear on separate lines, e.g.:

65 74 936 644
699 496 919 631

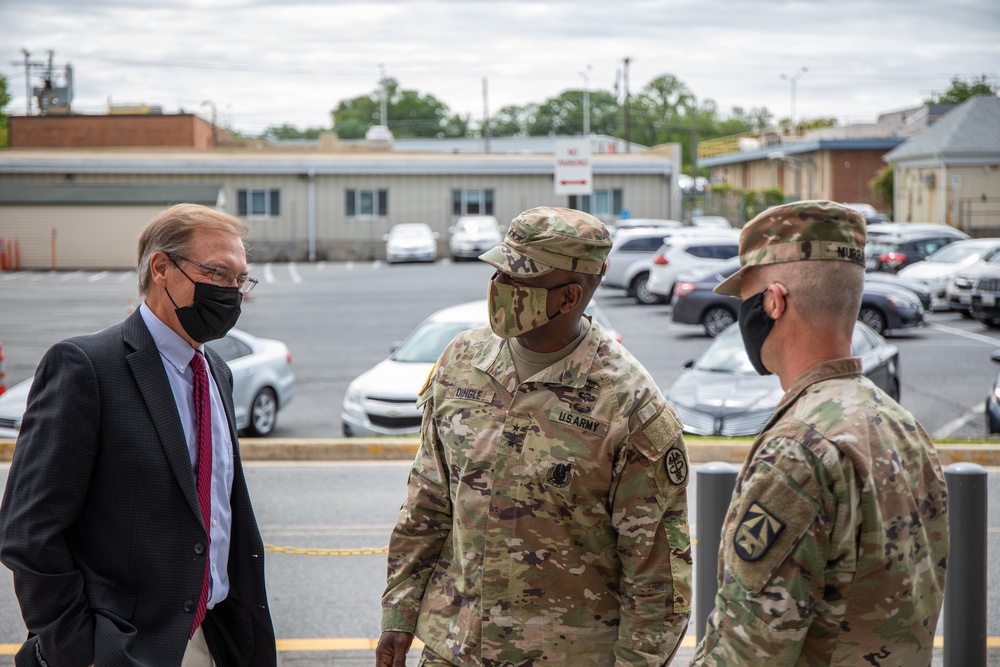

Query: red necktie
189 351 212 636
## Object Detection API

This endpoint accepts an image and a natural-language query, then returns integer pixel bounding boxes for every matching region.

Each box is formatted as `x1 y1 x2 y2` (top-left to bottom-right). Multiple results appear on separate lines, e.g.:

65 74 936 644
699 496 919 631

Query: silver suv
602 227 677 304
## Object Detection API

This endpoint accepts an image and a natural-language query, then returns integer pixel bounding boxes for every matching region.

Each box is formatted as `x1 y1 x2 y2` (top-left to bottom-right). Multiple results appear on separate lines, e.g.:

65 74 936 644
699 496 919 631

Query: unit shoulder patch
664 446 688 485
734 500 784 562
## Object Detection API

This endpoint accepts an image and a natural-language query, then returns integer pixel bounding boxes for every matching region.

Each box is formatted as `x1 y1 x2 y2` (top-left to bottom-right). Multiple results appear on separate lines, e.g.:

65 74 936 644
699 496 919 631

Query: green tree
261 123 327 141
925 74 999 104
486 104 534 137
525 89 619 136
330 77 468 139
0 73 11 148
871 163 894 215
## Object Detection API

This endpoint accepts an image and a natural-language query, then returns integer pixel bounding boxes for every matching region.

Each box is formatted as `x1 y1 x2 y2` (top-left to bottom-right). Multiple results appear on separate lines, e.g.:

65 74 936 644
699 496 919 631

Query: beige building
885 96 1000 234
0 139 682 269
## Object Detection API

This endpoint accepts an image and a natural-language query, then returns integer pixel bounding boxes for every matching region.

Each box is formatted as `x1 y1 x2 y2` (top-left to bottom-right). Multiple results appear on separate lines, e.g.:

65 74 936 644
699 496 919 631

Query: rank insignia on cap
665 446 688 485
734 501 784 562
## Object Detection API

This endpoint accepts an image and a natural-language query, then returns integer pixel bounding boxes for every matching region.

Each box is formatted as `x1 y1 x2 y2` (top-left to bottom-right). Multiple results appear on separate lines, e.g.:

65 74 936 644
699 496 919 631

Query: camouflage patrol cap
715 200 866 297
479 206 613 277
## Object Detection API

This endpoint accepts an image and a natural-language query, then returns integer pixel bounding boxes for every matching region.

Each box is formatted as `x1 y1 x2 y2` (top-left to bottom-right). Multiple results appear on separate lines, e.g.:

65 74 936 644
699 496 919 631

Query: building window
569 188 622 219
237 189 280 217
346 189 388 217
452 189 494 216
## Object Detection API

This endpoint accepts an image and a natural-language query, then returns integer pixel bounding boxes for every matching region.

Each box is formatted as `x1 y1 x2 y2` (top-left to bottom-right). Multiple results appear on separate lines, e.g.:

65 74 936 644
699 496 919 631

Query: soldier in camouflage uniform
377 207 692 667
691 201 948 666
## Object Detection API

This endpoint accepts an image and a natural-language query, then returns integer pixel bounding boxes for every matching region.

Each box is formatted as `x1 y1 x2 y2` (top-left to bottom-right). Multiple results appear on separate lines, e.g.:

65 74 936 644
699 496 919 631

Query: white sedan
341 299 620 437
0 328 295 439
384 223 439 264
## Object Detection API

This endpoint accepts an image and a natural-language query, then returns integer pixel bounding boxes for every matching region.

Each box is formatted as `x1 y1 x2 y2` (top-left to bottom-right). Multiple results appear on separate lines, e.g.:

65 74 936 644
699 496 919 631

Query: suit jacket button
194 543 205 555
184 599 195 612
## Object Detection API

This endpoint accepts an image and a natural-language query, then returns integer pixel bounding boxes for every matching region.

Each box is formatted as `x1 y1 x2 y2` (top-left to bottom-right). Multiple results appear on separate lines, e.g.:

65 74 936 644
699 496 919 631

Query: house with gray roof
885 95 1000 232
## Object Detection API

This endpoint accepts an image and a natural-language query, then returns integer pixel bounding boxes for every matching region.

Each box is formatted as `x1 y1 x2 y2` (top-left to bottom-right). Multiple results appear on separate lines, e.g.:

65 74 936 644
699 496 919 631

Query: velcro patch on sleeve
725 465 820 594
629 403 682 462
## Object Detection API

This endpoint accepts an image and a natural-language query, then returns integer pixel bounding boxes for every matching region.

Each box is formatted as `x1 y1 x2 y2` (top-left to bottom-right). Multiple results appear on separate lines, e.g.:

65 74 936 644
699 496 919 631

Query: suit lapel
122 310 202 521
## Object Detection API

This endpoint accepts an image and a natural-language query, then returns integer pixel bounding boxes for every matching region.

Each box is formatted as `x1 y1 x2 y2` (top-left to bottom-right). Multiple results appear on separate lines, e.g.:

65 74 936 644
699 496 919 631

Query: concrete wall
0 170 673 265
0 204 164 269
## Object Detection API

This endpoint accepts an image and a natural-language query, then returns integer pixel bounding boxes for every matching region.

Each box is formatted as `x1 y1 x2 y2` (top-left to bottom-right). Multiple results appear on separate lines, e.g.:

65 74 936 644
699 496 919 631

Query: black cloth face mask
167 263 243 343
738 288 775 376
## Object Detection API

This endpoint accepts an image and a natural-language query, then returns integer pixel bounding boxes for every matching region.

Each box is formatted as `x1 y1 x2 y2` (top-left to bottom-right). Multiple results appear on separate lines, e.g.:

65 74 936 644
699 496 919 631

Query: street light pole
580 64 592 137
780 66 808 129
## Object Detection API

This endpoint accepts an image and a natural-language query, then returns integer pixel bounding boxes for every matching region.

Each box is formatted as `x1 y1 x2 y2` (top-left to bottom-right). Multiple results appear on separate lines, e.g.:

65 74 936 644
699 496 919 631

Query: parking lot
0 260 998 663
3 259 999 440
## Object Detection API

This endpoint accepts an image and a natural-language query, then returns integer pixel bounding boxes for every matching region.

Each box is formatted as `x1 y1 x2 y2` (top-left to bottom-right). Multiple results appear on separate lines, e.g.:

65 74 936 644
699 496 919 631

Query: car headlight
344 380 363 410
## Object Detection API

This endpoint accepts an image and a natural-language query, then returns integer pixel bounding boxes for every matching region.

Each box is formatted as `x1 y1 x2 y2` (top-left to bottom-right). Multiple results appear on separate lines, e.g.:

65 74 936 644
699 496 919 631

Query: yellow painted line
3 636 999 655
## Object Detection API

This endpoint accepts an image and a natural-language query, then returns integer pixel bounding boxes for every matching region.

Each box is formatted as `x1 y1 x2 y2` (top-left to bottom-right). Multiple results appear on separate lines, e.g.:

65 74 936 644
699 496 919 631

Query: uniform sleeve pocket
629 583 670 653
724 465 820 594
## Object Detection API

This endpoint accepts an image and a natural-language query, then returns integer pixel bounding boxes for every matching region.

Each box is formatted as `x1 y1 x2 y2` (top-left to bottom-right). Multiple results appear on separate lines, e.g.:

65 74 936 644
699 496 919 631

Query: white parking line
117 271 135 282
263 263 276 284
316 262 326 271
934 402 986 439
928 322 1000 346
345 261 355 271
58 271 84 282
288 262 302 284
88 271 109 283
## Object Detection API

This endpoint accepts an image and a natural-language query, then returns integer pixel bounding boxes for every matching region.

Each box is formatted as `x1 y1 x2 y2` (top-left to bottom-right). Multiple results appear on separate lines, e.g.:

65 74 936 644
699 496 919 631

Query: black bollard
943 462 987 667
695 461 739 641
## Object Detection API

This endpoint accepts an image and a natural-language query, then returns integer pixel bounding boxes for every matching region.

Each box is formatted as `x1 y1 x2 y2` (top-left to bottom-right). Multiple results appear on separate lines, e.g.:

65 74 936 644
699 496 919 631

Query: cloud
1 0 997 134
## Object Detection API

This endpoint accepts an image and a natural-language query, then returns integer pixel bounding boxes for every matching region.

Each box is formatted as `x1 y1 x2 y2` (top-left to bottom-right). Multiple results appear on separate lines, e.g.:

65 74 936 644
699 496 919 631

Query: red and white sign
554 139 592 196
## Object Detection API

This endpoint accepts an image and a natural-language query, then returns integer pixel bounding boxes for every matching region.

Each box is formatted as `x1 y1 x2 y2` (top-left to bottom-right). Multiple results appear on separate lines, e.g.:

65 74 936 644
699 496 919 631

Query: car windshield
392 320 480 363
458 219 496 233
925 243 988 263
694 330 756 374
392 226 428 239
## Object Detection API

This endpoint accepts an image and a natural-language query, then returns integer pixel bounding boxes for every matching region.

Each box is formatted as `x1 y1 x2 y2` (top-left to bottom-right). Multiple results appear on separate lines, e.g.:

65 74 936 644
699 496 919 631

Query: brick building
8 113 231 149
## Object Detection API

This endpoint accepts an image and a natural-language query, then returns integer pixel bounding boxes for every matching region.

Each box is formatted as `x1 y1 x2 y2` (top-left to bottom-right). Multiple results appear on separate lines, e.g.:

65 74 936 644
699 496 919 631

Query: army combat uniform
382 319 692 666
691 358 948 666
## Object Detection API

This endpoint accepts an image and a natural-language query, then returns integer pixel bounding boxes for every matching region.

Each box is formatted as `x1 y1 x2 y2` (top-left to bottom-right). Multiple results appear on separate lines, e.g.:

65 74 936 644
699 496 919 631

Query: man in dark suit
0 203 276 666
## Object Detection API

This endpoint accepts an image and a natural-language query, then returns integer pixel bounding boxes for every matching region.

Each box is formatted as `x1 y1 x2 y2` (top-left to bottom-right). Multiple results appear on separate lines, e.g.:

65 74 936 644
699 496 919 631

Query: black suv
864 223 970 273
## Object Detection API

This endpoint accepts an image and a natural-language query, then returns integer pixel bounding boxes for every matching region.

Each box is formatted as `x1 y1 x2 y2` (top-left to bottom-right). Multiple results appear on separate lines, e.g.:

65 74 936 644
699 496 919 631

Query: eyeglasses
169 254 258 294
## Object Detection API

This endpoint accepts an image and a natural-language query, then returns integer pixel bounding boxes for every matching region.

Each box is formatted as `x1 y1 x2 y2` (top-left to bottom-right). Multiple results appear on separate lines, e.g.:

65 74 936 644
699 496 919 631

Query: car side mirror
683 359 695 369
991 350 1000 365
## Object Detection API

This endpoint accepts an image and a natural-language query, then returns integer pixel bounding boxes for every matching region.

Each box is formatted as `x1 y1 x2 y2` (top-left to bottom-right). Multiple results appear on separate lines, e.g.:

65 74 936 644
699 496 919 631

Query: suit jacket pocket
85 579 137 623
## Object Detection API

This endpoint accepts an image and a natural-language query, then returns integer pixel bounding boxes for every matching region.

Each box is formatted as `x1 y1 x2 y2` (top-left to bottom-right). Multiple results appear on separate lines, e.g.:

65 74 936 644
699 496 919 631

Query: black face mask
167 274 243 344
738 289 775 376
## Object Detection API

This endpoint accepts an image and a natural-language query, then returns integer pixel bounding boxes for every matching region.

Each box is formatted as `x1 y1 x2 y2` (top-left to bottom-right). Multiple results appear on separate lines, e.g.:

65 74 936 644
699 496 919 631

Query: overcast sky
1 0 997 137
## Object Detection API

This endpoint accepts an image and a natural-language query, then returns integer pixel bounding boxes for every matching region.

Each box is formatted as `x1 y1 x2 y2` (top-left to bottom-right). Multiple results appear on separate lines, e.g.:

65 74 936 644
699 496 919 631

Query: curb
4 438 997 466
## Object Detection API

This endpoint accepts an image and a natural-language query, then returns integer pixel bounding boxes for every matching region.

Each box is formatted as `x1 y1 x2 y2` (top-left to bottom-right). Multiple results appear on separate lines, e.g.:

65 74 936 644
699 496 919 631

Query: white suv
602 227 677 304
646 230 741 304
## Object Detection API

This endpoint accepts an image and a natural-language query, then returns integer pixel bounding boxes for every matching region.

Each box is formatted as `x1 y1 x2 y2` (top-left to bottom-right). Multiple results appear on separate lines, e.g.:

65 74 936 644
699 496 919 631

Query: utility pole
580 64 592 137
623 57 631 152
201 100 218 147
780 66 808 130
690 94 698 190
483 77 491 153
378 63 388 127
12 49 43 115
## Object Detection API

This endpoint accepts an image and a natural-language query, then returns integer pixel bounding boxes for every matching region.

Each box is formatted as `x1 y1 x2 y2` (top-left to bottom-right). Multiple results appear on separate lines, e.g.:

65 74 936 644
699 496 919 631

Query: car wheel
246 387 278 437
342 422 355 438
858 307 886 335
631 273 662 306
887 378 900 402
702 306 736 338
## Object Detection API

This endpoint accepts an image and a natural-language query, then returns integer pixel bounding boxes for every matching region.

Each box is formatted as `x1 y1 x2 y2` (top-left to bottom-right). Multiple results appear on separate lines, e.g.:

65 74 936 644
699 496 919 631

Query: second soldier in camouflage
377 207 692 666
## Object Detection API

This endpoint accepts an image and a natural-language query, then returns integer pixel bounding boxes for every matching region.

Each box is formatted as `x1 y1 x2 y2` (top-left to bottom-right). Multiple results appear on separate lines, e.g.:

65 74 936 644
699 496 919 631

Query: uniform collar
766 357 863 429
473 315 601 393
